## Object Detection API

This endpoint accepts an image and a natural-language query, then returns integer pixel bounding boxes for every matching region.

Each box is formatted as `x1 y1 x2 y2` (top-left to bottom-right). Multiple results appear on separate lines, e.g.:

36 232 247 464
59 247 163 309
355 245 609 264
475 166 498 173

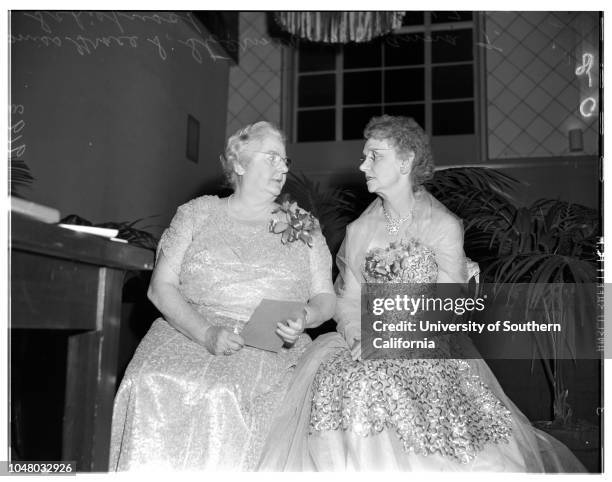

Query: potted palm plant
282 171 358 263
466 197 599 417
428 169 600 470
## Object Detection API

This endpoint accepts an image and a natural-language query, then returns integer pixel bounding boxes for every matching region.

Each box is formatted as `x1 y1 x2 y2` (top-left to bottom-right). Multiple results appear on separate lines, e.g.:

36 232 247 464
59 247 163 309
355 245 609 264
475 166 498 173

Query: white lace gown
109 195 334 470
259 192 586 472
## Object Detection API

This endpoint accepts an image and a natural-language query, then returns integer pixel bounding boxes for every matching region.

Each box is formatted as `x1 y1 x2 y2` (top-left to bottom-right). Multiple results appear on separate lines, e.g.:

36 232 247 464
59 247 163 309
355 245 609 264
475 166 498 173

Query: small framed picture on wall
186 114 200 163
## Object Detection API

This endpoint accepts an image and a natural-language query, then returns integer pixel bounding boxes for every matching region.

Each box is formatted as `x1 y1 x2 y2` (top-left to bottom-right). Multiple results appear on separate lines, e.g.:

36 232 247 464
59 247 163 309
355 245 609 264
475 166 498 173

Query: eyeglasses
245 150 292 169
359 148 394 165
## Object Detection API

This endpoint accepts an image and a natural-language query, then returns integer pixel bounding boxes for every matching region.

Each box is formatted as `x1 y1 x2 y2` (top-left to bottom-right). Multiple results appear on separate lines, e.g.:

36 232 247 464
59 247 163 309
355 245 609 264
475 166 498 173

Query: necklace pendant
383 203 414 236
387 223 399 235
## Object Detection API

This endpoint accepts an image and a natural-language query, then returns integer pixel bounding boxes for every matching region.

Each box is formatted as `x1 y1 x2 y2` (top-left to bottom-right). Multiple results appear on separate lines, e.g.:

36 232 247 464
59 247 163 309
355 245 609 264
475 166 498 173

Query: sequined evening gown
109 195 333 470
259 194 586 472
306 238 525 470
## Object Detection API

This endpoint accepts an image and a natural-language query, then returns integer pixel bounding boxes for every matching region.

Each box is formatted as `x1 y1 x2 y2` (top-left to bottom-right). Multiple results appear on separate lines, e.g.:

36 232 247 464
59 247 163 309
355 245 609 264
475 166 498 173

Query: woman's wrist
183 321 212 346
303 304 317 328
339 323 361 345
304 293 336 328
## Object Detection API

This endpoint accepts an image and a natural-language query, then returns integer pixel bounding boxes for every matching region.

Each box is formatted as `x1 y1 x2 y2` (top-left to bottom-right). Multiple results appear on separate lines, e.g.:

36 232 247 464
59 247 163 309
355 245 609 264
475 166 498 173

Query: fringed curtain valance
275 11 405 43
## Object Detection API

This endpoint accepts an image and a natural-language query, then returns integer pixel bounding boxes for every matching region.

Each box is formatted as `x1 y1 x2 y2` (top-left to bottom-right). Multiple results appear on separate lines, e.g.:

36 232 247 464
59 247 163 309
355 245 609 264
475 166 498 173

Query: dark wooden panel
61 268 124 472
11 214 154 271
11 214 153 471
11 251 100 330
91 268 124 471
62 331 100 470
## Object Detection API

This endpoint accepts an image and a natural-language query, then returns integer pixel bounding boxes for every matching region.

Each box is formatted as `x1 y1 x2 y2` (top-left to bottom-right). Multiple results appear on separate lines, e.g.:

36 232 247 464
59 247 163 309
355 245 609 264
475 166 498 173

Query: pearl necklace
383 203 414 235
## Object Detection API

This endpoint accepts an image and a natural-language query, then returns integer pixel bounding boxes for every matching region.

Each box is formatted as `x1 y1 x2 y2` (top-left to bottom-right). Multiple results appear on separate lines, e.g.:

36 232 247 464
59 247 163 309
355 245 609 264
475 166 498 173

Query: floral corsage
269 195 317 247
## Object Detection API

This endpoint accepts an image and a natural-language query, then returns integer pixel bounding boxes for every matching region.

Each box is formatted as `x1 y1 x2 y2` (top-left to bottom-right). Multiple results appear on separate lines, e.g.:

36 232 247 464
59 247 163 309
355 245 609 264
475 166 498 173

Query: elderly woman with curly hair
259 115 585 472
109 121 335 470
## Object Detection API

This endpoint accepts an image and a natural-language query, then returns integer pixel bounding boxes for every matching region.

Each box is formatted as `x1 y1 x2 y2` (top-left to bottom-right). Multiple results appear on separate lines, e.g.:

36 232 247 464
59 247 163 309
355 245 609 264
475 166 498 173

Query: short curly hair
220 121 286 189
363 115 434 191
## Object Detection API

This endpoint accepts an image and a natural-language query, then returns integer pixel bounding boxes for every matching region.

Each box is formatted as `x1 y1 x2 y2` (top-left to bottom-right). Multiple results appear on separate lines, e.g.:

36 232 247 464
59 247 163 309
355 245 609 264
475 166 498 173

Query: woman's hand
276 306 306 347
339 323 362 361
149 255 246 356
202 325 244 356
348 336 361 361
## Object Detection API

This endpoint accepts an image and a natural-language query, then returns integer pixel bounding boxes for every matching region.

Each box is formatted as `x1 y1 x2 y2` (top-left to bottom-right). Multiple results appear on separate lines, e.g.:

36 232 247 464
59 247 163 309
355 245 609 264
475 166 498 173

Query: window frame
282 11 487 162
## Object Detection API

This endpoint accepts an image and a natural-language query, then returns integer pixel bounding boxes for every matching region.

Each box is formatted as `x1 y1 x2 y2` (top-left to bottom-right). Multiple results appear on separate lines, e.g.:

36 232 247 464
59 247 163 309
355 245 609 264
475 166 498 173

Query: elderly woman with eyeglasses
109 121 336 470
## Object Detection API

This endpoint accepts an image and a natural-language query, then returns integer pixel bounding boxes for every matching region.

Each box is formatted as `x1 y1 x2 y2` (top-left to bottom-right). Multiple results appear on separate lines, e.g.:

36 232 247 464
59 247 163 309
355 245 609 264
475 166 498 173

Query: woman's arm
433 214 468 284
304 292 336 328
150 198 243 355
148 254 244 354
276 220 336 345
426 213 468 325
336 272 363 360
148 256 208 344
332 225 364 359
275 292 336 345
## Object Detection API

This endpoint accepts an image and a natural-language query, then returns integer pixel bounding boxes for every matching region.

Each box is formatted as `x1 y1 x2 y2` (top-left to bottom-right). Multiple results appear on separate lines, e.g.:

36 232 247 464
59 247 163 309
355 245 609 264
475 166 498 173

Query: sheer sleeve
156 201 195 275
431 214 468 284
308 224 335 297
333 224 362 344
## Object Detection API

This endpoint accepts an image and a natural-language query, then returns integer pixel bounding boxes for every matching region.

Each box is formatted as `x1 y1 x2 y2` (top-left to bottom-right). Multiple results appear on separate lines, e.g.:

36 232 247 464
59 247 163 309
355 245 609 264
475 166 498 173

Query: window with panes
294 11 476 142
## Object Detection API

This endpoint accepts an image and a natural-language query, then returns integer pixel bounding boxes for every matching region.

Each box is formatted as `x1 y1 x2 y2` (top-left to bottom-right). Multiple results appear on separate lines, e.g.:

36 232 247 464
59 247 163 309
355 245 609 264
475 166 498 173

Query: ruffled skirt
258 333 586 472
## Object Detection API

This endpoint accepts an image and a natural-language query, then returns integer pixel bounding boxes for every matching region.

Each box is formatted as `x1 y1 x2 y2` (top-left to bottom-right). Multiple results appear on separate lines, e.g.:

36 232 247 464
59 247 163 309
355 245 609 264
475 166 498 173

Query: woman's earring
400 152 415 175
